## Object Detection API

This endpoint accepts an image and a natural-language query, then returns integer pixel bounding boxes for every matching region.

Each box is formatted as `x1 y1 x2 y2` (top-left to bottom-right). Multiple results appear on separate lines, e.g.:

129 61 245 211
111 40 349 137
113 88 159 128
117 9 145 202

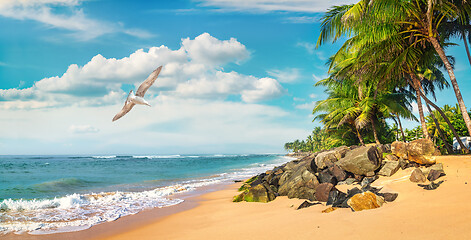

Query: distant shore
5 155 471 240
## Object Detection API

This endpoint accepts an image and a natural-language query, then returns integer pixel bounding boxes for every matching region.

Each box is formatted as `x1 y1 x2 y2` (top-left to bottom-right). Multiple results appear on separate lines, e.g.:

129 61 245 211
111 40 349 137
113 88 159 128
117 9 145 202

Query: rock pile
234 138 446 212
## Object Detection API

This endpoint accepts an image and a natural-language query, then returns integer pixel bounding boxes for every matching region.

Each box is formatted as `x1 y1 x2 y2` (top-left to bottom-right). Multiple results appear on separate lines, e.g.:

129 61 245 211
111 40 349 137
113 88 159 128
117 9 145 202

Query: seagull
112 66 162 122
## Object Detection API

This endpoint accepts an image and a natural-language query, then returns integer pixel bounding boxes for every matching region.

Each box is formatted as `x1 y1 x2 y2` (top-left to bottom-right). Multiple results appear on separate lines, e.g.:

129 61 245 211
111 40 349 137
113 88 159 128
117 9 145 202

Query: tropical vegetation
285 0 471 154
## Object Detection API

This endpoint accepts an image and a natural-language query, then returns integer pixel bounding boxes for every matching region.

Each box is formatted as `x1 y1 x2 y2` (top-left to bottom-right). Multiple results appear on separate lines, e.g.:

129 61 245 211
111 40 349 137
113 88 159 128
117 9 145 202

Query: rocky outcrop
407 139 436 165
347 191 385 212
384 154 399 161
278 163 319 201
315 150 341 170
314 183 334 202
337 146 382 176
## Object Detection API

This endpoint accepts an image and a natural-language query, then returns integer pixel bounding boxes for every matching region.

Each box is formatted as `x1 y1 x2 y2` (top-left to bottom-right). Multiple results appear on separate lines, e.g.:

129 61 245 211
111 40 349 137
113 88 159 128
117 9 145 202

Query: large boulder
391 141 408 159
377 160 400 177
337 146 382 176
244 183 276 203
347 191 385 212
278 163 319 201
407 139 437 165
315 150 342 170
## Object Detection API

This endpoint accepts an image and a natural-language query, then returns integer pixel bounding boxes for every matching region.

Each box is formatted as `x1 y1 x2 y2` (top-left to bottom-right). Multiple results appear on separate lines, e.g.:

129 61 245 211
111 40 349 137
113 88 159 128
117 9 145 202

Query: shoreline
1 182 234 240
5 155 471 240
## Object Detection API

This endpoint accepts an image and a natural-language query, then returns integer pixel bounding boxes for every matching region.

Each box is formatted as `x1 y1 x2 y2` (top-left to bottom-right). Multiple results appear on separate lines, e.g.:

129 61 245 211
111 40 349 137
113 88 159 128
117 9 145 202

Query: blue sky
0 0 470 155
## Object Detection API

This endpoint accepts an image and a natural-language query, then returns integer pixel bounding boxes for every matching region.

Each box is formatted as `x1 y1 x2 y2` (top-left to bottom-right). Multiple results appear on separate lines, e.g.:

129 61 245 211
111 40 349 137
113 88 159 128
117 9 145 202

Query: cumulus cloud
0 0 152 40
0 33 285 109
196 0 358 13
284 16 320 24
267 68 301 83
296 101 315 110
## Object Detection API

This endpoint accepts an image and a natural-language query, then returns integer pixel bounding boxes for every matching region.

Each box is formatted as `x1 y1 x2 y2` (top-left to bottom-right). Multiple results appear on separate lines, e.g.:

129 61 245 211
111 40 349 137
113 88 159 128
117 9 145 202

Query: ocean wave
0 154 292 235
33 178 91 193
132 155 182 159
91 156 116 159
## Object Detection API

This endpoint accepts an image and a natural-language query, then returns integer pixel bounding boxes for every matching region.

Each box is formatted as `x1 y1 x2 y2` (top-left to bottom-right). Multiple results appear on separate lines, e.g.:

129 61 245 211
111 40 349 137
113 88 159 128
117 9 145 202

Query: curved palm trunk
429 36 471 136
408 74 469 152
461 30 471 66
416 89 430 140
396 113 406 142
371 118 381 144
355 127 365 146
425 103 454 154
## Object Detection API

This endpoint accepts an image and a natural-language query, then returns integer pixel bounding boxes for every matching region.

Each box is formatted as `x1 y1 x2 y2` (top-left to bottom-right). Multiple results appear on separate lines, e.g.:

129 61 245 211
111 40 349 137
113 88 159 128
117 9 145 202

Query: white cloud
293 97 305 102
296 101 315 110
0 33 285 109
69 124 99 134
267 68 301 83
0 0 152 40
196 0 358 13
284 16 320 23
309 93 317 99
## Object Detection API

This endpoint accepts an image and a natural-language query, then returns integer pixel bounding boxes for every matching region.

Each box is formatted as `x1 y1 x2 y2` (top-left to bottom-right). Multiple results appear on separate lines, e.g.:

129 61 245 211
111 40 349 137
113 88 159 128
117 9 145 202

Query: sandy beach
4 155 471 240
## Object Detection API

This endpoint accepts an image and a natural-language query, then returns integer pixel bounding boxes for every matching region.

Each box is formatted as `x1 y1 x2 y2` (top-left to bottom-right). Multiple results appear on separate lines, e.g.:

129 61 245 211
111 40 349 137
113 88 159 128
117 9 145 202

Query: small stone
378 192 398 202
296 200 321 210
322 206 338 213
378 160 400 177
418 181 444 190
384 154 399 161
347 191 385 212
361 176 378 188
427 169 445 181
410 168 427 183
315 183 334 202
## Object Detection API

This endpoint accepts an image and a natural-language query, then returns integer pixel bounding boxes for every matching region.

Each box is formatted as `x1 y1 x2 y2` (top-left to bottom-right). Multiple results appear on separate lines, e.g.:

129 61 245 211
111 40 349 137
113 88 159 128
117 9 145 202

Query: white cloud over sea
0 33 310 154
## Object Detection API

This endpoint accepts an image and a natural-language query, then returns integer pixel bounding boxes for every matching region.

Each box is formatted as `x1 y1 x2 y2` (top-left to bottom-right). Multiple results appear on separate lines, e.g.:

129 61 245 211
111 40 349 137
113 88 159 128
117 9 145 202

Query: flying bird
112 66 162 122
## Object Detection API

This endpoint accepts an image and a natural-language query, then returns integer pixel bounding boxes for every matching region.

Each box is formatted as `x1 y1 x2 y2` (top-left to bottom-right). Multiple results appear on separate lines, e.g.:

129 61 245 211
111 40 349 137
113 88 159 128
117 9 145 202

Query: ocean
0 154 291 235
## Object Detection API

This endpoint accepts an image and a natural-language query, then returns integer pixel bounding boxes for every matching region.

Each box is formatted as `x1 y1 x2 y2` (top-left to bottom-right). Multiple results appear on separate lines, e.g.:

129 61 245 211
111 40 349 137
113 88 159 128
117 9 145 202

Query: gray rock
378 192 398 202
296 200 321 210
314 183 334 202
427 169 445 181
278 164 319 201
318 169 337 184
418 180 444 190
378 160 400 177
329 164 347 182
315 150 341 170
410 168 427 183
337 146 382 176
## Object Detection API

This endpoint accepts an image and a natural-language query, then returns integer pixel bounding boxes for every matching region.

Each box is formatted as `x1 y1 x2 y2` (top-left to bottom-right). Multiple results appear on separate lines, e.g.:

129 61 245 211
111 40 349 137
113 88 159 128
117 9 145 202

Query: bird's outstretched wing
136 66 162 97
112 101 136 122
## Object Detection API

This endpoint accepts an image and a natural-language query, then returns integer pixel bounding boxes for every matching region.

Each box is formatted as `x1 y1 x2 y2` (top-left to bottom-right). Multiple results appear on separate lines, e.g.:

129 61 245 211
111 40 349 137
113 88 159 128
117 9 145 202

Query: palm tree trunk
407 76 469 153
425 103 454 154
416 89 430 140
428 36 471 136
371 118 381 144
461 30 471 66
355 127 365 146
396 113 406 142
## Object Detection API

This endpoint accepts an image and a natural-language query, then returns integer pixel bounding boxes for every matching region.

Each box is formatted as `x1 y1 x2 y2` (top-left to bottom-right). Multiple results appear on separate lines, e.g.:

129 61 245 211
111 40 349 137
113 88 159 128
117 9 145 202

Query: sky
0 0 470 155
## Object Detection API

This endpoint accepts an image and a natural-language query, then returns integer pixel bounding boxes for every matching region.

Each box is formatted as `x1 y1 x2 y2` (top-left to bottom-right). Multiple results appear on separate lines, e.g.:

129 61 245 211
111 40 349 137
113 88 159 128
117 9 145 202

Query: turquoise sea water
0 154 291 234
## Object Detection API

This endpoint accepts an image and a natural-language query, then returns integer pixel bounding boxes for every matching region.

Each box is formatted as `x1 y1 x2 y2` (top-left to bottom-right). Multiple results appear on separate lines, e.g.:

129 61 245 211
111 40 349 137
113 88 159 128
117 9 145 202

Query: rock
410 168 427 183
433 148 442 156
418 180 444 190
329 164 347 181
360 176 378 188
233 192 246 202
315 183 334 202
315 150 341 170
423 163 445 176
322 207 338 213
278 164 319 201
361 184 382 194
346 187 363 198
296 200 321 210
407 138 436 165
338 177 356 185
398 157 409 170
347 191 385 212
334 146 350 158
391 141 408 159
327 188 348 208
337 146 382 176
427 169 445 182
244 183 276 203
384 154 399 161
378 160 400 177
377 192 398 202
318 169 337 184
